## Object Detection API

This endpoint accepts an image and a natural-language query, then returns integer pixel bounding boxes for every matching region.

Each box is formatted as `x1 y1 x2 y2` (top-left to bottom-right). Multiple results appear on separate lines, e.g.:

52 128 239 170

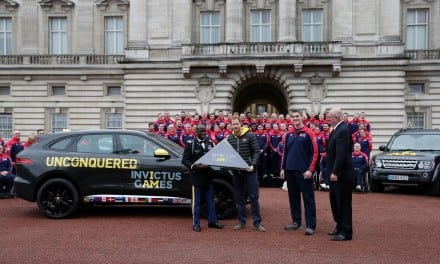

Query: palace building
0 0 440 148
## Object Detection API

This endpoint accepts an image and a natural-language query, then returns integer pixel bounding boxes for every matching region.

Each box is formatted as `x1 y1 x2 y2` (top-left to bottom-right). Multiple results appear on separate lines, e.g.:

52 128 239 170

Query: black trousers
329 181 353 237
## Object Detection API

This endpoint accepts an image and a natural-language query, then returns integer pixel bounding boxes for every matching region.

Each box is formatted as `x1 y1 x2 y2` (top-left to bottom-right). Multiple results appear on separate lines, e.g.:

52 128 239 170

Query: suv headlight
374 159 382 168
417 160 434 170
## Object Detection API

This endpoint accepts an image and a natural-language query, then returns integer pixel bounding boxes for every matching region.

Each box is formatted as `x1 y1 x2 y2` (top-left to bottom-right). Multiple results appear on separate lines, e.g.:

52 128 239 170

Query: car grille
382 159 417 169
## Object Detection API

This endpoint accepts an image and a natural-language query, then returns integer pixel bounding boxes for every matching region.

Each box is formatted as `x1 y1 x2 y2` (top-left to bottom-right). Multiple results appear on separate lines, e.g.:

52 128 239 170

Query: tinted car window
77 134 114 154
120 134 159 156
48 137 73 150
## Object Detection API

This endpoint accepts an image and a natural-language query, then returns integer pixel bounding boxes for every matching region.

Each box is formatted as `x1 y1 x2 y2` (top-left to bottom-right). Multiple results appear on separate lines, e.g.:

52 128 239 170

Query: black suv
14 130 236 219
370 129 440 196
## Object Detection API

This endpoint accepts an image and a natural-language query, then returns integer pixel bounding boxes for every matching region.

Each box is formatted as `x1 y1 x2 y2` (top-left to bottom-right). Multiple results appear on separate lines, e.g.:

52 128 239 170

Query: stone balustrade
0 55 125 65
405 49 440 60
182 42 342 58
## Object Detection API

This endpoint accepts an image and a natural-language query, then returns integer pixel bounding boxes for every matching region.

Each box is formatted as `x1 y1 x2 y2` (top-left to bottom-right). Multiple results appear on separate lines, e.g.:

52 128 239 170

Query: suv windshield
388 134 440 151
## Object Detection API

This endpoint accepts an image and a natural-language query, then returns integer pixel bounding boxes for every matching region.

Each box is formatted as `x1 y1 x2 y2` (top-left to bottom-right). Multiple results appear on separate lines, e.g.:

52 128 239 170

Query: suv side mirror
154 148 170 160
379 145 388 152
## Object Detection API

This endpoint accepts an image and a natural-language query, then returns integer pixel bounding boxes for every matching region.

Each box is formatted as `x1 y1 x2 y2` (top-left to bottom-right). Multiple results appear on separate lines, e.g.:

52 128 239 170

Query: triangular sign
194 139 250 170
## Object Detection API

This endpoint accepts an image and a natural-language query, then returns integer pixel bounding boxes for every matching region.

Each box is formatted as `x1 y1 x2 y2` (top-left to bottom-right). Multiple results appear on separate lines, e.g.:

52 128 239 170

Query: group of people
179 108 357 241
0 129 44 198
151 109 373 191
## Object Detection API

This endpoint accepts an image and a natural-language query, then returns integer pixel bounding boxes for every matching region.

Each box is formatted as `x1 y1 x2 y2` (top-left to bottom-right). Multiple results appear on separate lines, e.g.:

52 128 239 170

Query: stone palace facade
1 0 440 148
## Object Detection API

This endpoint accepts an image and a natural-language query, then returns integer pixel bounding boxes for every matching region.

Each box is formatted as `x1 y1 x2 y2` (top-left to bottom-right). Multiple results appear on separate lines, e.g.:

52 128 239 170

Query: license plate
387 175 409 181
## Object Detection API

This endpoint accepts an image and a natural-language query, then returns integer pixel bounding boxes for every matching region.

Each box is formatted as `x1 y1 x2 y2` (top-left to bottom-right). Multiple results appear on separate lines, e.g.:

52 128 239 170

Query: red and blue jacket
281 126 318 172
351 151 369 170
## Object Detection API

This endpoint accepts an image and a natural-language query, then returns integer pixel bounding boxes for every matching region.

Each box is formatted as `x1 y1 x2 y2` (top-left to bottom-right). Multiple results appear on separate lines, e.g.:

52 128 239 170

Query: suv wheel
36 178 80 219
201 178 236 220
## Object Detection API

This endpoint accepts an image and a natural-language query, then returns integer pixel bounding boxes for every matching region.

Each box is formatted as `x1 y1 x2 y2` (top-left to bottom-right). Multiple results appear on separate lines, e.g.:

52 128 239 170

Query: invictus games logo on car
131 170 182 189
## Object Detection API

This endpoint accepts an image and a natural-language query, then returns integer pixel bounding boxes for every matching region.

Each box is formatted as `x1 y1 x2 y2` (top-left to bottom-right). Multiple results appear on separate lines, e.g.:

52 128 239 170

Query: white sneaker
320 183 329 189
356 185 362 191
281 181 288 191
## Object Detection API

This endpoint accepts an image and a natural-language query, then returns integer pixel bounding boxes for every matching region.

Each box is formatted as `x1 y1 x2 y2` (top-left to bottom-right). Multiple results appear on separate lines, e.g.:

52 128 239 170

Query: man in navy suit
326 108 355 241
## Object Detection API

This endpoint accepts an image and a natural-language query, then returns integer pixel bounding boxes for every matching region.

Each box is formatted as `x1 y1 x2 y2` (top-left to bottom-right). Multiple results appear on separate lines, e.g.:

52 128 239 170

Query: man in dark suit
326 108 355 241
182 124 225 232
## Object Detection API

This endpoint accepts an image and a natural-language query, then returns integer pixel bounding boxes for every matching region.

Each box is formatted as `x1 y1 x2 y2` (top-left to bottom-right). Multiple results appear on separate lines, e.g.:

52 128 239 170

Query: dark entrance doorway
232 79 288 188
232 80 288 116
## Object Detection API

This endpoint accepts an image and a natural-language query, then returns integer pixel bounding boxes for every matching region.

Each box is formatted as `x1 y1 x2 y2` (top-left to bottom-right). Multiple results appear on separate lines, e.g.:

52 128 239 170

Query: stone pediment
0 0 19 11
39 0 74 12
95 0 129 11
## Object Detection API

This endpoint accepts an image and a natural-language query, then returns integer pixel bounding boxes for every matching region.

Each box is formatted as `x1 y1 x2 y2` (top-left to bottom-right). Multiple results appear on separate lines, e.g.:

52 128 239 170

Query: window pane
201 13 209 25
107 86 121 96
407 113 425 129
251 11 259 24
51 113 67 133
303 26 311 41
416 27 427 49
407 11 416 24
303 11 311 24
408 84 424 93
105 17 124 54
50 17 67 54
52 86 65 96
261 26 271 42
106 113 122 129
0 114 12 139
262 10 270 24
406 26 415 49
417 10 427 23
302 10 322 42
313 25 322 41
251 26 259 42
200 12 220 44
0 86 10 95
0 18 11 54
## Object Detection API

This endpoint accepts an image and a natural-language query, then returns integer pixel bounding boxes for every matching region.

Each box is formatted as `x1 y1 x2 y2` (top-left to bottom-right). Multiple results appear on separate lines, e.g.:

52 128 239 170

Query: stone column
21 0 39 54
380 0 400 42
332 0 353 43
74 0 94 54
278 0 296 41
126 0 148 59
172 0 192 44
225 0 243 43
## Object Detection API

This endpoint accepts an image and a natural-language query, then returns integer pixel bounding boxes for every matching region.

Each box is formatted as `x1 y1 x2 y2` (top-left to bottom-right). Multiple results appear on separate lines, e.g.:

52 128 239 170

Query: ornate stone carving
95 0 129 11
0 0 19 11
332 63 341 77
39 0 74 12
182 66 190 78
196 75 216 103
306 74 327 102
219 65 227 77
294 64 303 77
256 64 265 76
